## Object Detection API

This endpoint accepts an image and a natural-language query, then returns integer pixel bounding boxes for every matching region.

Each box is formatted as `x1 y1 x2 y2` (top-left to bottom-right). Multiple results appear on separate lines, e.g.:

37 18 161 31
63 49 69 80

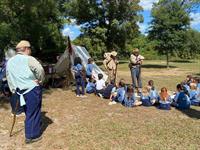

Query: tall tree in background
148 0 190 68
0 0 65 60
64 0 143 58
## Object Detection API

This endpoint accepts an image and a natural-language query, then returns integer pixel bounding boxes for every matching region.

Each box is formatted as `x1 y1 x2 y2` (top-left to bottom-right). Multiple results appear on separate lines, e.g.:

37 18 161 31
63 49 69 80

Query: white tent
54 45 108 81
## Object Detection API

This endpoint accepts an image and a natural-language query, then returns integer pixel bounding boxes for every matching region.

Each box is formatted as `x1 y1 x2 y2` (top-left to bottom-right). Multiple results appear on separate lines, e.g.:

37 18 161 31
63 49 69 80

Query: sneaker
108 101 117 105
25 136 42 144
76 95 80 97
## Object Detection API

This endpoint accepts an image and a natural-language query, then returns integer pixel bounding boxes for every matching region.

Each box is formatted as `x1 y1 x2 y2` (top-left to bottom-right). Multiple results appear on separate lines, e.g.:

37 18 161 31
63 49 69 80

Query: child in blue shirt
189 83 199 106
123 85 142 107
86 78 96 94
73 57 86 98
172 84 191 109
113 79 126 104
86 58 94 80
158 87 171 110
147 80 159 102
141 86 156 106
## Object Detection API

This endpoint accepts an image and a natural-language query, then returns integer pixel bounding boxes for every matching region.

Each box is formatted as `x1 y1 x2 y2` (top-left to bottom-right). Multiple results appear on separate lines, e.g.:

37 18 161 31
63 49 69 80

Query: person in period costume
129 48 144 94
6 40 45 144
103 51 118 83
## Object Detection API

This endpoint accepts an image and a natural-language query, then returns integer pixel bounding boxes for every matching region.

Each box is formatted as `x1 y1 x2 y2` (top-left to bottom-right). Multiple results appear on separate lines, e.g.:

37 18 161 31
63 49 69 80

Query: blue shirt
189 90 198 102
86 64 93 76
86 82 95 92
150 89 158 100
141 94 153 106
73 64 83 78
124 94 135 107
176 92 190 109
115 87 126 103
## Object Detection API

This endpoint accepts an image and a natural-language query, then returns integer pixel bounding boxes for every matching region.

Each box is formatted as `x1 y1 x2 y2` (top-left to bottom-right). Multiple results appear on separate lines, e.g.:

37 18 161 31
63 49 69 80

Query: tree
0 0 65 61
64 0 143 57
148 0 190 68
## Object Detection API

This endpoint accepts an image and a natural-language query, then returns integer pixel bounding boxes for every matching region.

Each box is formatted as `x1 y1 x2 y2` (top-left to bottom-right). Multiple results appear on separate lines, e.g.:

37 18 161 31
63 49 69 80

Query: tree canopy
0 0 65 60
64 0 143 58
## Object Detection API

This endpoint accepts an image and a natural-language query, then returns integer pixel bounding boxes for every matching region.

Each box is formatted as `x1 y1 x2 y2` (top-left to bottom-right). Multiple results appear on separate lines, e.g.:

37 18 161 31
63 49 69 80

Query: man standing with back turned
6 40 45 144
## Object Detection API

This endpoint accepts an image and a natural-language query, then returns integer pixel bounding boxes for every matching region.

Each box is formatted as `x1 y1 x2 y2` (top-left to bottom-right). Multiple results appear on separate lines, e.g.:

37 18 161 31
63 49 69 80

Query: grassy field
0 60 200 150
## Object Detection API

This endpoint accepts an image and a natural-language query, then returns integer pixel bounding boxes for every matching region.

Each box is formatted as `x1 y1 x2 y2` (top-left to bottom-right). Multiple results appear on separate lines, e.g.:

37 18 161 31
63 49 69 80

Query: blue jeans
131 66 142 88
76 77 85 95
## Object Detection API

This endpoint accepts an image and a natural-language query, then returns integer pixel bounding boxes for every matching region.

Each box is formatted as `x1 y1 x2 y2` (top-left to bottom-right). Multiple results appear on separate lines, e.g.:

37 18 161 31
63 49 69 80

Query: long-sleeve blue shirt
115 87 126 103
124 94 135 107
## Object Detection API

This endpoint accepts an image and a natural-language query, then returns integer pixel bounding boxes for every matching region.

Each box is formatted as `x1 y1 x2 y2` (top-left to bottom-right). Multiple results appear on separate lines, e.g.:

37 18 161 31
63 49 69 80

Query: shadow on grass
180 107 200 119
170 60 195 63
41 111 53 134
0 95 10 109
195 73 200 76
142 64 177 69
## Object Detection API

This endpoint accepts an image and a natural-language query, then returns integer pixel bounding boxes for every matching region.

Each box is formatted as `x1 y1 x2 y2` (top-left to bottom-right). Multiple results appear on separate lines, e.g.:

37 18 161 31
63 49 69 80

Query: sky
62 0 200 40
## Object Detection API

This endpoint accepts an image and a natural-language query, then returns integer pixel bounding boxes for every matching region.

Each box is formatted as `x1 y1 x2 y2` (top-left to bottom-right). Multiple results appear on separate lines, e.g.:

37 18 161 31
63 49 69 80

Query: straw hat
132 48 139 53
111 51 117 57
16 40 31 49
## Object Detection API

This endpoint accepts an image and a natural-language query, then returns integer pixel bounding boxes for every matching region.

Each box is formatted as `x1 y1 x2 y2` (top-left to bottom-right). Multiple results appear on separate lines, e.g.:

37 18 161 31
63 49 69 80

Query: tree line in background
0 0 200 66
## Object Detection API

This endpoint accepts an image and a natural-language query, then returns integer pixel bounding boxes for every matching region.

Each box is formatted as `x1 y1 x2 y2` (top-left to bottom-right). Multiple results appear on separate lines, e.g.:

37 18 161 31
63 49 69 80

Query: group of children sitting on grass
72 57 200 110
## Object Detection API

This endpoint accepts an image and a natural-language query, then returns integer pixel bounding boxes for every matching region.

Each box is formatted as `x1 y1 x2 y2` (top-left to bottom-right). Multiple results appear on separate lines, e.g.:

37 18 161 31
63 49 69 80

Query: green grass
0 60 200 150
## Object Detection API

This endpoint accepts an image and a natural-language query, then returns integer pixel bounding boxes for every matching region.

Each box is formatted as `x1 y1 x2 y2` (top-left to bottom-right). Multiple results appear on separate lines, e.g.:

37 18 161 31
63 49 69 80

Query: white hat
16 40 31 49
111 51 117 57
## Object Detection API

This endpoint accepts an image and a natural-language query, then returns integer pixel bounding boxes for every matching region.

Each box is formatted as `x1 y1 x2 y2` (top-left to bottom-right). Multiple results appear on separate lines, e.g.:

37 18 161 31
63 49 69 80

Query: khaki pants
108 69 115 83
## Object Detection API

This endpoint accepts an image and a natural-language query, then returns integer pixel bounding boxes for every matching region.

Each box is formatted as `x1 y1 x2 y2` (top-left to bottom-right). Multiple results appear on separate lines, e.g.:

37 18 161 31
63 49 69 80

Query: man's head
16 40 31 55
132 48 139 56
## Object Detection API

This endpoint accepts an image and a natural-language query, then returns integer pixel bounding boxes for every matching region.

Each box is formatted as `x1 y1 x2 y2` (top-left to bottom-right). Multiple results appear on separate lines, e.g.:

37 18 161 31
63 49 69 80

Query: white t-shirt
96 79 105 90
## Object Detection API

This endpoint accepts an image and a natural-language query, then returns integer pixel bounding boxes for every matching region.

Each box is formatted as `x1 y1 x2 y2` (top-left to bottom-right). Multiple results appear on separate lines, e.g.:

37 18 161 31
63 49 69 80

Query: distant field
0 60 200 150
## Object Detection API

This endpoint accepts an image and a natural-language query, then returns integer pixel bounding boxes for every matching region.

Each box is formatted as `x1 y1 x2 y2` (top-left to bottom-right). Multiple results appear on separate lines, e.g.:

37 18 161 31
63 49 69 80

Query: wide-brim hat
132 48 139 53
16 40 31 49
111 51 117 57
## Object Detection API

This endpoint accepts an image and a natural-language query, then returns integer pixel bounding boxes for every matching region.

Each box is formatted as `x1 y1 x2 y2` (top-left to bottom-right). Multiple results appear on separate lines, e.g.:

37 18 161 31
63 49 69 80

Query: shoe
76 95 80 97
108 101 117 105
25 136 42 144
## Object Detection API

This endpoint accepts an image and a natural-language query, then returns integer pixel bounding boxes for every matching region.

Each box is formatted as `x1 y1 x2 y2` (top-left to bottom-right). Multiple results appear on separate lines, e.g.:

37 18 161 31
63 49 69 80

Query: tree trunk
166 50 169 69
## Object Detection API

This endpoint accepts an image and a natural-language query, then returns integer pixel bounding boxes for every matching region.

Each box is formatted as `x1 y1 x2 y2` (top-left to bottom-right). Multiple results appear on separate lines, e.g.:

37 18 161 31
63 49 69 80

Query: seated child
172 84 190 110
72 57 86 98
86 78 96 94
103 80 115 99
96 73 106 96
158 87 171 110
86 58 94 80
147 80 159 102
112 79 126 104
123 85 142 107
189 83 199 106
141 86 156 106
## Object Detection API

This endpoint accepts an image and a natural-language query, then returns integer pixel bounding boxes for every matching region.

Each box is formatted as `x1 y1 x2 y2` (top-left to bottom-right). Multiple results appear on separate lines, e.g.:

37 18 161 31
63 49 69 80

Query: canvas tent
54 45 108 81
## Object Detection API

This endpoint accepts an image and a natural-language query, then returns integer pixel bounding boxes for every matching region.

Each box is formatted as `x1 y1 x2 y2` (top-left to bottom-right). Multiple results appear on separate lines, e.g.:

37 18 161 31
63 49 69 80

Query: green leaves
65 0 142 57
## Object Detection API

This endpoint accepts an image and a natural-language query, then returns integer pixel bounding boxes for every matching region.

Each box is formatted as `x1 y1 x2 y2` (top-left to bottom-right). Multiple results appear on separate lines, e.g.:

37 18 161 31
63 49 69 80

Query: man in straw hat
129 48 144 94
103 51 118 82
6 40 45 144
